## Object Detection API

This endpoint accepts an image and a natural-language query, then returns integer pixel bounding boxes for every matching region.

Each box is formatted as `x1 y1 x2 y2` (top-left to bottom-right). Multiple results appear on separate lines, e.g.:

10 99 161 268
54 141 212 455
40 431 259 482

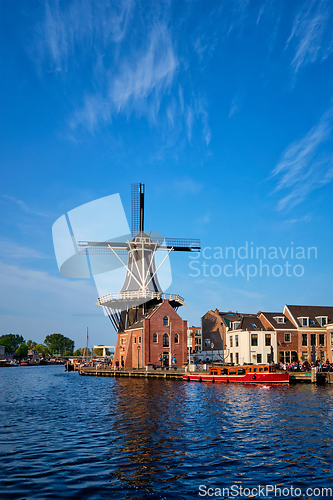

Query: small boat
183 364 289 384
20 360 29 366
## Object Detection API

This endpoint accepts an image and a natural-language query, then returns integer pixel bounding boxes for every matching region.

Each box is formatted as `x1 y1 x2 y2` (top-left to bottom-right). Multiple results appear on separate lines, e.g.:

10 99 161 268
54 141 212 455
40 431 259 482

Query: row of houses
201 305 333 365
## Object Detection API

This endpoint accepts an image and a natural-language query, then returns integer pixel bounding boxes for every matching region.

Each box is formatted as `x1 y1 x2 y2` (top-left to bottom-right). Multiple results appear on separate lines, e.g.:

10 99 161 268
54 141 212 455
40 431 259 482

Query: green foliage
94 346 110 356
44 334 74 356
35 344 49 357
15 343 29 359
0 334 25 354
27 340 37 349
74 349 82 356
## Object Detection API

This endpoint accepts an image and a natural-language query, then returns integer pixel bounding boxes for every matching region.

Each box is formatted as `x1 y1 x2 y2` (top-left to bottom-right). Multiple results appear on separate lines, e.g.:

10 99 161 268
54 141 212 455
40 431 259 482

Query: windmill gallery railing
97 291 185 306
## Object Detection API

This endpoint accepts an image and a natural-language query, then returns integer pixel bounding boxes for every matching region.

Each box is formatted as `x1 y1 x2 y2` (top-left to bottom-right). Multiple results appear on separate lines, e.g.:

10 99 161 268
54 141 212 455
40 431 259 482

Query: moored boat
183 364 289 384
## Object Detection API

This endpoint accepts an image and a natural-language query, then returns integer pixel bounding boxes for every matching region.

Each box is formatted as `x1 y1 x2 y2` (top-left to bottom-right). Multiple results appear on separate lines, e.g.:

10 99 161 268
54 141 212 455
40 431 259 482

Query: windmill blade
131 183 141 237
78 242 128 255
151 237 201 252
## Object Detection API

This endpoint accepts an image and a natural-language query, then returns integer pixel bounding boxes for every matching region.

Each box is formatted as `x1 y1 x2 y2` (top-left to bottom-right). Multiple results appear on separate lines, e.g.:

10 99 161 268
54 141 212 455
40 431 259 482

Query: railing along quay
77 365 333 383
79 365 186 379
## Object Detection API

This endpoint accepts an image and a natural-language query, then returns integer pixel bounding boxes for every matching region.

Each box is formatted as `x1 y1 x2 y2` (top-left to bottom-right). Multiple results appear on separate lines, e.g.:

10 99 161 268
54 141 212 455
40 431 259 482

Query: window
316 316 328 327
301 351 308 361
153 333 157 343
196 329 201 335
311 334 316 346
174 334 179 344
319 334 325 346
298 317 309 327
257 354 262 363
331 332 333 346
230 353 233 363
251 323 258 329
230 336 233 348
265 334 271 346
134 337 137 344
251 334 258 346
238 368 245 375
280 351 298 363
163 334 169 347
204 338 211 347
235 353 239 364
284 333 291 343
138 337 141 343
235 335 239 347
232 321 240 330
229 369 237 375
163 316 169 326
267 353 272 363
274 316 285 324
302 334 308 346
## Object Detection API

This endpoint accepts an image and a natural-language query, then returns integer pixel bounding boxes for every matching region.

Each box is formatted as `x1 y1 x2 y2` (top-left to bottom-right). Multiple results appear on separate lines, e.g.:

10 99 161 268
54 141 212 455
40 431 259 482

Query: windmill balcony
97 290 185 307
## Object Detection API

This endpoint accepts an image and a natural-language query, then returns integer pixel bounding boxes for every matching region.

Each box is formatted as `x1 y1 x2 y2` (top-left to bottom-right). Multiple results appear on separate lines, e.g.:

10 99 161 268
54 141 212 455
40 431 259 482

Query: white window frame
298 317 309 327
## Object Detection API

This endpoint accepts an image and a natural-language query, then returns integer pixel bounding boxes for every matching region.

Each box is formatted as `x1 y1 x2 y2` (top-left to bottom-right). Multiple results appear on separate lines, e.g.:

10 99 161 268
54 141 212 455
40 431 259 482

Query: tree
94 346 110 356
15 343 28 359
35 343 49 358
44 334 74 356
0 334 25 354
27 340 37 349
74 348 82 356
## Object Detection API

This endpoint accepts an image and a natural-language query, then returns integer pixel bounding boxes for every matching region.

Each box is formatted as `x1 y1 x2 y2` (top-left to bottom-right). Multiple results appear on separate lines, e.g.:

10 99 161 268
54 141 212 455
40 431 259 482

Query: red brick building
113 300 187 369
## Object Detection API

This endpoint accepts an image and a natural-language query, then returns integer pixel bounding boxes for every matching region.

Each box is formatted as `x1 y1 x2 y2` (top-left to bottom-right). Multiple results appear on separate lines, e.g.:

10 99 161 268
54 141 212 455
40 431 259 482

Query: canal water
0 365 332 500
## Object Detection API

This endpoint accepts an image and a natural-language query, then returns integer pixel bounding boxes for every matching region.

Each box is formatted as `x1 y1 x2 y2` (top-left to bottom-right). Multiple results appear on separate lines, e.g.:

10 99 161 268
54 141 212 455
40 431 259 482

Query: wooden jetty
79 365 185 380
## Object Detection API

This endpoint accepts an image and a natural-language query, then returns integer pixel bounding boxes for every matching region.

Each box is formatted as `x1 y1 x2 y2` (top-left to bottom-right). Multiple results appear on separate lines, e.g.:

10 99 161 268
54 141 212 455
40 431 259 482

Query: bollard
311 367 316 383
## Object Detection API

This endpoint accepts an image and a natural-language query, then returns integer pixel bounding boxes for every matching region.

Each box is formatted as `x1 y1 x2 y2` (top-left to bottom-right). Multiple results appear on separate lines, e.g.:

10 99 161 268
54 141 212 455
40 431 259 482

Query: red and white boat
183 364 289 384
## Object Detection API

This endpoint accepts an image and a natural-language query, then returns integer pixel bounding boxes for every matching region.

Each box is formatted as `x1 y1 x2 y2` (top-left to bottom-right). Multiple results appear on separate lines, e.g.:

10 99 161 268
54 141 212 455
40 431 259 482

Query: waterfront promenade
79 364 333 384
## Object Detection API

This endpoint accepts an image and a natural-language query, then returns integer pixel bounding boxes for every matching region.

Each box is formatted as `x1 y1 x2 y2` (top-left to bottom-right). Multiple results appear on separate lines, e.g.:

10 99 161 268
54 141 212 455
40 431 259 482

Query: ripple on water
1 367 333 499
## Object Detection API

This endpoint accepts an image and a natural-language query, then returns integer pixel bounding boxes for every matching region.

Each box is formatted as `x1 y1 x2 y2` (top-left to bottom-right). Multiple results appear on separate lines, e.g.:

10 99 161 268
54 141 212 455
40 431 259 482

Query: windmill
78 183 200 334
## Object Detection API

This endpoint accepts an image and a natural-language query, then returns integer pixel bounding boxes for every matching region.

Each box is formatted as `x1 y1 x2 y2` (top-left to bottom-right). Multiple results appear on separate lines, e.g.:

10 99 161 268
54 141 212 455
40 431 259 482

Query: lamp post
137 345 140 369
211 342 215 366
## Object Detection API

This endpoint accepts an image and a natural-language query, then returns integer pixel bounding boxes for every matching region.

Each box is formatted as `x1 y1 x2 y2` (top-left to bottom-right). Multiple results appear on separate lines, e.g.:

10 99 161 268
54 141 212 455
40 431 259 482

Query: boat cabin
209 365 275 376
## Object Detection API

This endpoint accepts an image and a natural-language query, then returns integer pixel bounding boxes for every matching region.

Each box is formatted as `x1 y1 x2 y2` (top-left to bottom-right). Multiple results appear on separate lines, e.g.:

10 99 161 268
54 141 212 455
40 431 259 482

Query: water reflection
1 367 333 499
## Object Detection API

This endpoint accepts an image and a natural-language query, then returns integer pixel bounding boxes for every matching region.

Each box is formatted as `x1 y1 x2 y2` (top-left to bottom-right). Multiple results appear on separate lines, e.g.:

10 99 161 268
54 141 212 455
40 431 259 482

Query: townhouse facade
202 304 333 365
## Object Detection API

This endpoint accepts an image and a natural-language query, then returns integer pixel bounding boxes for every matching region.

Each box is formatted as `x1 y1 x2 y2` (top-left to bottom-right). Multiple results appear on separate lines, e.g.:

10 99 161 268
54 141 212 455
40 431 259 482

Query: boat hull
183 372 289 384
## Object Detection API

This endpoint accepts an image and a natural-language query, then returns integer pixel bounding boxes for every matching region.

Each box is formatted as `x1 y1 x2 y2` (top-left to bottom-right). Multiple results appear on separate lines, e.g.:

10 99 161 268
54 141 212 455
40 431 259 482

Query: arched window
163 316 169 326
163 334 169 347
153 333 158 343
174 334 179 344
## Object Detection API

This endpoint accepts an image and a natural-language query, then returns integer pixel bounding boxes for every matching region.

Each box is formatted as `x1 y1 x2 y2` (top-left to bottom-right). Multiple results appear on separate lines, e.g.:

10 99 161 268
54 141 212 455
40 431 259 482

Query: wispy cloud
270 107 333 211
286 0 333 75
174 177 203 195
3 195 48 217
0 240 50 260
30 0 212 148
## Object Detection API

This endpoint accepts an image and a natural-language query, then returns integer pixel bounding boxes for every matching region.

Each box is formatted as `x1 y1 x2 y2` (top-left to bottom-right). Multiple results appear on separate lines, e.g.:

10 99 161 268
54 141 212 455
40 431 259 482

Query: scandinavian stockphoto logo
52 193 172 309
189 242 317 281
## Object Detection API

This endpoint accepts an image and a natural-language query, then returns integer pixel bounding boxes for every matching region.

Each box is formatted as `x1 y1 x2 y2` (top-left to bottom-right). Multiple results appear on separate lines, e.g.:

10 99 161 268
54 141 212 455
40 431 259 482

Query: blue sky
1 0 332 349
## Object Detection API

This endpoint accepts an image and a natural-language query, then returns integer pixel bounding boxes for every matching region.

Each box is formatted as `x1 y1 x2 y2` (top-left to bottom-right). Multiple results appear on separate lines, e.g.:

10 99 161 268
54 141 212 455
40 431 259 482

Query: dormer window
274 316 285 324
232 321 240 330
316 316 328 327
298 317 309 327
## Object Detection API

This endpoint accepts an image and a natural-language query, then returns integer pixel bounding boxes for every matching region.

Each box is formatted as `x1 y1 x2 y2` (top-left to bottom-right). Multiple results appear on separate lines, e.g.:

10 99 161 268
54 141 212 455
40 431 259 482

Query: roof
125 302 165 331
219 311 256 327
285 305 333 328
235 316 266 331
259 312 296 330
